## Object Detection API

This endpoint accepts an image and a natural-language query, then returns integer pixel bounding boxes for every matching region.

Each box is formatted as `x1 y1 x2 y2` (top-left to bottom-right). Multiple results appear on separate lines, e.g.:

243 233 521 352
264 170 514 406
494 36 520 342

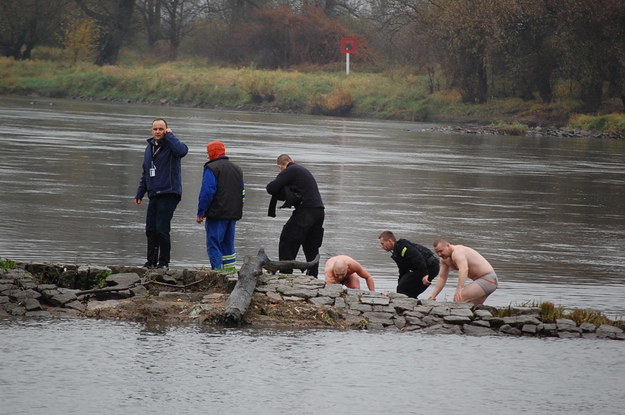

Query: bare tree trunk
138 0 162 48
223 249 319 326
223 250 264 326
74 0 136 66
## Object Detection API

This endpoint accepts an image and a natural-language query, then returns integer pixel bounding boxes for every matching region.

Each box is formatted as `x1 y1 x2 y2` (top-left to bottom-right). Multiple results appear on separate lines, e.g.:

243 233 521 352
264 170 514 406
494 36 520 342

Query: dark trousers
397 262 440 299
145 194 180 266
278 207 324 277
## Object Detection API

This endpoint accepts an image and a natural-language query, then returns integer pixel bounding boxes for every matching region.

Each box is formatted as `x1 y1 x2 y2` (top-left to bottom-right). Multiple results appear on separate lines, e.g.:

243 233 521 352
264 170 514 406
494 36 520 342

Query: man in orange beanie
196 141 244 271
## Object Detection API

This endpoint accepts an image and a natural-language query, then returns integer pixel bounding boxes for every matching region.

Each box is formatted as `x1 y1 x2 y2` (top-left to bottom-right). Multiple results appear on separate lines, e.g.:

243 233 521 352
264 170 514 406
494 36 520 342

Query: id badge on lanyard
150 143 161 177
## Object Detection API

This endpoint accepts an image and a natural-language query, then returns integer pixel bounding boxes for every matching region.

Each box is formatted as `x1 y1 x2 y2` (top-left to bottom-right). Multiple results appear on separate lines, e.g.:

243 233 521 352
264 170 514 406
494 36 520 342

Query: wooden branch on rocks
146 277 208 289
76 285 134 296
258 249 320 275
223 248 320 326
223 250 266 326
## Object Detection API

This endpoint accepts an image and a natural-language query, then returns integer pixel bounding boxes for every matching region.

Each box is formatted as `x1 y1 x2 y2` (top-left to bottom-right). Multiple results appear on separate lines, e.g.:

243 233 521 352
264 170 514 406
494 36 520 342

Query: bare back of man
444 245 494 278
324 255 375 291
432 239 498 304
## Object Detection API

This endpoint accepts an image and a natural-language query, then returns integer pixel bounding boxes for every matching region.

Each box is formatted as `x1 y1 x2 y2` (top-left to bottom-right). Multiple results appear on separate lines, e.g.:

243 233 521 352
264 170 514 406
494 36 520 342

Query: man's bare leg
459 282 488 304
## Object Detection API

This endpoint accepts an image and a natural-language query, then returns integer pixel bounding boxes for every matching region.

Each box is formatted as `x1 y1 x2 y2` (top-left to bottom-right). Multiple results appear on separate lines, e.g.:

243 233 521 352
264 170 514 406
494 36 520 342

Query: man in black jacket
266 154 324 277
379 230 439 298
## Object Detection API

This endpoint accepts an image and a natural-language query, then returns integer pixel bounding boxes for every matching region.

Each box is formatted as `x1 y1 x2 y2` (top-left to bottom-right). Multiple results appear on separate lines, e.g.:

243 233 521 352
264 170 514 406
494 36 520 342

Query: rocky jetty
255 273 624 340
425 125 625 140
1 262 623 340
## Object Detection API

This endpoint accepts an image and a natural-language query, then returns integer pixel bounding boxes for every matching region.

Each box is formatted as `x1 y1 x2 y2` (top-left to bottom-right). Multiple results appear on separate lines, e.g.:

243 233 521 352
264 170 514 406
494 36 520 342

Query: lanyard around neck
152 141 163 159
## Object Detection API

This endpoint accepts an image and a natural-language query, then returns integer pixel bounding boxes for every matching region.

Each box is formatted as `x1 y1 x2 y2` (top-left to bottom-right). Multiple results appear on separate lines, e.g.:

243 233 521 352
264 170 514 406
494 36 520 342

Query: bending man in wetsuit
428 236 498 304
379 231 439 299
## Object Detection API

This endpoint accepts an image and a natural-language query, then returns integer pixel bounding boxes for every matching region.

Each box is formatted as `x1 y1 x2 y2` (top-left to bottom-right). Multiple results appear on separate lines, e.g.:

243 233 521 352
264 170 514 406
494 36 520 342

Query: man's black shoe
143 262 156 269
156 264 169 270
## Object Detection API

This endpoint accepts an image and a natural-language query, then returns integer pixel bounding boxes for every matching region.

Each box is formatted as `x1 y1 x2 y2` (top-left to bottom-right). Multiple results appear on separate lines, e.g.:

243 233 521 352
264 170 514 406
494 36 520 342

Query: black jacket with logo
391 239 438 281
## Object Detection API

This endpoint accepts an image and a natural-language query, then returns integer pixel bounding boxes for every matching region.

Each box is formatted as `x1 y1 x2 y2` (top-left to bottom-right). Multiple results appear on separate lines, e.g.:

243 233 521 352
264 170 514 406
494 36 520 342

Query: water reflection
1 96 624 315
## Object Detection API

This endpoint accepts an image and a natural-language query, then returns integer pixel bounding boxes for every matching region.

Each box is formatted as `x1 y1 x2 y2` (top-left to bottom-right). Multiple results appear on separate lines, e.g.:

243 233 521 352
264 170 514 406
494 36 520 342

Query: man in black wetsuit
266 154 324 277
379 230 439 298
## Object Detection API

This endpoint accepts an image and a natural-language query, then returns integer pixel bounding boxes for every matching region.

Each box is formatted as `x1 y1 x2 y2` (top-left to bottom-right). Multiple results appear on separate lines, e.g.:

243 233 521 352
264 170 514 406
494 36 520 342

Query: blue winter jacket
197 156 245 219
135 132 188 200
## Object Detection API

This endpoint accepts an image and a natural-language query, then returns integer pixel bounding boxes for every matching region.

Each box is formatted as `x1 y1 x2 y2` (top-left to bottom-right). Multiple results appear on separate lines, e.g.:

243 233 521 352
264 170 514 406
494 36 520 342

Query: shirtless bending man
324 255 376 291
427 237 498 304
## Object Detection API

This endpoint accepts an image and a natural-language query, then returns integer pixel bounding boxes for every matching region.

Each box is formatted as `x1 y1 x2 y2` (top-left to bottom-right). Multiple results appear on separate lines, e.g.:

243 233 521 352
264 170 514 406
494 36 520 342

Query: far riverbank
1 58 624 139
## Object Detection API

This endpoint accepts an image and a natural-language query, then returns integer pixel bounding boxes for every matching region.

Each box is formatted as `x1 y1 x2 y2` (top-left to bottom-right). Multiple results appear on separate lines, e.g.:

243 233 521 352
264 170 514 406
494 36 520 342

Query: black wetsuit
266 162 324 277
391 239 439 298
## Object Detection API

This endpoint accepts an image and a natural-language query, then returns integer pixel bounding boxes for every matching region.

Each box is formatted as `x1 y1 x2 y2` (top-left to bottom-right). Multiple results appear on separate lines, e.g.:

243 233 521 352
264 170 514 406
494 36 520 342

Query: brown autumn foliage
222 6 371 69
310 88 354 116
0 0 624 112
393 0 625 109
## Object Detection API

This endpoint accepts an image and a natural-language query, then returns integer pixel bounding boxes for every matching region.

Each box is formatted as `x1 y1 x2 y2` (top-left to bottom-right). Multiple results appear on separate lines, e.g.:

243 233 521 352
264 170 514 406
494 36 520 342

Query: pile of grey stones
255 274 625 340
428 125 624 140
0 262 234 318
0 265 143 318
2 263 624 340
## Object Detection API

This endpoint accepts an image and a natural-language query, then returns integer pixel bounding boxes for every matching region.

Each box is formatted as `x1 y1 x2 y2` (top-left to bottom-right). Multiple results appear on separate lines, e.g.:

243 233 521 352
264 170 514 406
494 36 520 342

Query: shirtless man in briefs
324 255 376 291
427 237 498 304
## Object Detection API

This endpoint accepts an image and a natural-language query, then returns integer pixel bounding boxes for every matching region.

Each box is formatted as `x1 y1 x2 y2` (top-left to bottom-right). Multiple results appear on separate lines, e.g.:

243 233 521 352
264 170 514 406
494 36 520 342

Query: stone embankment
1 263 624 340
256 273 624 340
426 125 625 140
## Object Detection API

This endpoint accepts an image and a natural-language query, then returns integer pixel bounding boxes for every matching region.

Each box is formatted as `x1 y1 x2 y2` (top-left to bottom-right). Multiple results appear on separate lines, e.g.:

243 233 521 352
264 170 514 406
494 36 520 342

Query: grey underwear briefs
474 271 498 295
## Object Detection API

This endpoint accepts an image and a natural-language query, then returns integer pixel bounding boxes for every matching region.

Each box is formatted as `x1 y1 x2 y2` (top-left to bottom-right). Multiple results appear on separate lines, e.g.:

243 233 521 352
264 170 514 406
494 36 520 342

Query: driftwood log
223 248 320 326
76 277 209 296
76 285 134 296
258 249 320 275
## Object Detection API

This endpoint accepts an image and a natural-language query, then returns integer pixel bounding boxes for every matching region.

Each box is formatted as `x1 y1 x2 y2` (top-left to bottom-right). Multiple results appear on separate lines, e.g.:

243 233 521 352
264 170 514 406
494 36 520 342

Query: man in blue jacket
135 119 188 270
196 141 244 271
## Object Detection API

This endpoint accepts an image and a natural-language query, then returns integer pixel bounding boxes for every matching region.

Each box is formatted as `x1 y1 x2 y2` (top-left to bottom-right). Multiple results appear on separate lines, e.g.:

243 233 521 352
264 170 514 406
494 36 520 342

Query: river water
1 319 624 415
1 96 625 413
1 96 624 315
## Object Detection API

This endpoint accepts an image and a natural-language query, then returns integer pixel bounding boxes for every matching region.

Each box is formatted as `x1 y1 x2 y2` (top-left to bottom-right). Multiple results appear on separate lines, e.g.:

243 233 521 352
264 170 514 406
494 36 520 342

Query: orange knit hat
207 141 226 160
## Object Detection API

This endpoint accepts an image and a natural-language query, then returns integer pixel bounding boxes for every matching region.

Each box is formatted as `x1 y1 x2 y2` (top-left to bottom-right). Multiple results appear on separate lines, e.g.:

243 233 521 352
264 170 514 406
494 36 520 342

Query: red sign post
341 38 357 74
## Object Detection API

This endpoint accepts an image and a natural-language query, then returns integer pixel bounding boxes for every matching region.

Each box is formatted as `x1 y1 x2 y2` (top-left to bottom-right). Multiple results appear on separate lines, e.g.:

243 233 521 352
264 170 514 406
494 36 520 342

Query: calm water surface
1 318 624 415
1 96 625 415
1 96 624 315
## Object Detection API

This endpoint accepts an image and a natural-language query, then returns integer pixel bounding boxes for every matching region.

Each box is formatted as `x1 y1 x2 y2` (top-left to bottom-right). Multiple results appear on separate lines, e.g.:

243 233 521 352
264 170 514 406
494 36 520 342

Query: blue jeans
205 218 237 270
145 194 180 266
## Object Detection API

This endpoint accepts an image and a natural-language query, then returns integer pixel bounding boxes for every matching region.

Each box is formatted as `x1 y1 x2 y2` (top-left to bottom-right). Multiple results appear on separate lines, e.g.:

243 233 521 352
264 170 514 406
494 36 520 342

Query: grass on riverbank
0 258 16 269
568 113 625 133
1 56 624 131
496 301 623 328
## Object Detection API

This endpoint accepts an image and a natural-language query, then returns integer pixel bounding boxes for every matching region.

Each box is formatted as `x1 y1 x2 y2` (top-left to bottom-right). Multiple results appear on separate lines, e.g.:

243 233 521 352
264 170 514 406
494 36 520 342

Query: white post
346 52 350 75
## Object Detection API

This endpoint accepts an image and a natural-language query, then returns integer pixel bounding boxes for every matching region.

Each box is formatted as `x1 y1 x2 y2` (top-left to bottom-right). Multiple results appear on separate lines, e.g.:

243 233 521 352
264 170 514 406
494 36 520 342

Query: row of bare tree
380 0 625 110
1 0 624 110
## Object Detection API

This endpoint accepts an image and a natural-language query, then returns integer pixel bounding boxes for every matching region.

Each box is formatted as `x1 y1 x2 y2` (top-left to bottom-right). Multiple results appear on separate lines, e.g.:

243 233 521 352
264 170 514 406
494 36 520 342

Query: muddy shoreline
101 94 625 140
421 125 625 140
23 93 625 141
